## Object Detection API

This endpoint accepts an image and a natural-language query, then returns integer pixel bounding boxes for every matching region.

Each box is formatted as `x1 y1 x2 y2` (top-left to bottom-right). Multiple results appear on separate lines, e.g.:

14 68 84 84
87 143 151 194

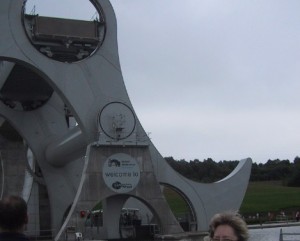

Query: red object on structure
80 210 85 218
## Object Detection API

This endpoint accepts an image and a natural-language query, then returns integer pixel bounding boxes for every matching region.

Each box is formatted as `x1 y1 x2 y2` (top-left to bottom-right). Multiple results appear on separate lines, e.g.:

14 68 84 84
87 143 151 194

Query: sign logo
103 153 140 193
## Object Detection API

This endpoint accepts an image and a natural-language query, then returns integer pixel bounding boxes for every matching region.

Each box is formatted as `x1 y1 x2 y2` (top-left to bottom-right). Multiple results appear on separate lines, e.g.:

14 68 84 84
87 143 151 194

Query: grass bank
240 181 300 213
164 181 300 223
240 181 300 223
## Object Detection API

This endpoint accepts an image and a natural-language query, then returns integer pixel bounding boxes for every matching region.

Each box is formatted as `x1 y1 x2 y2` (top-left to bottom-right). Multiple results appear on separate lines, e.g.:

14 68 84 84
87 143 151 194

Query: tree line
165 156 300 187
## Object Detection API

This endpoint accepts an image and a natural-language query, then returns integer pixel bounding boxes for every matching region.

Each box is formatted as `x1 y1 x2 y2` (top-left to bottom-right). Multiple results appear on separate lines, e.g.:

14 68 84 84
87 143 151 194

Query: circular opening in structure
0 119 41 198
162 185 197 231
22 0 105 63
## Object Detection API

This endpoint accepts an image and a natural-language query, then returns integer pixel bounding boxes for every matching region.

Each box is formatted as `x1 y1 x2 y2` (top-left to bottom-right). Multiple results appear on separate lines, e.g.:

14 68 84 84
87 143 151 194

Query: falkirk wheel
0 0 252 240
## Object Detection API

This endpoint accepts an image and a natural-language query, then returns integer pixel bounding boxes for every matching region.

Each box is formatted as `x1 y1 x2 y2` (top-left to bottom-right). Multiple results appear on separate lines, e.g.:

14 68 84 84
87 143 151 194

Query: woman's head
209 211 249 241
0 195 28 232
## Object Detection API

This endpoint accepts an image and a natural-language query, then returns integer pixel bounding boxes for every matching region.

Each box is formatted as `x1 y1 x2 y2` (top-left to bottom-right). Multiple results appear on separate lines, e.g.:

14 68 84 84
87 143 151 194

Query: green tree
286 157 300 187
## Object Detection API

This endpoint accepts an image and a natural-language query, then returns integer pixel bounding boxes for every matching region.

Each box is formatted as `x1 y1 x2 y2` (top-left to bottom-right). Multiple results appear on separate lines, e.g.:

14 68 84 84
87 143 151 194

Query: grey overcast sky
25 0 300 163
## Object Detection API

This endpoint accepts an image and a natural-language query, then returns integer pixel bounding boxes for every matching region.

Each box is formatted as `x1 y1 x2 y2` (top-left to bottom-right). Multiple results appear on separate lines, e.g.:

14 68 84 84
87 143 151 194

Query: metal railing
279 228 300 241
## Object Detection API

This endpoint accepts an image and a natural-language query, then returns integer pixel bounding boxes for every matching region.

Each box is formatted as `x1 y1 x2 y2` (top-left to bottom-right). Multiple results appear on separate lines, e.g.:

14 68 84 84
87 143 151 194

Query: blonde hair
209 211 249 241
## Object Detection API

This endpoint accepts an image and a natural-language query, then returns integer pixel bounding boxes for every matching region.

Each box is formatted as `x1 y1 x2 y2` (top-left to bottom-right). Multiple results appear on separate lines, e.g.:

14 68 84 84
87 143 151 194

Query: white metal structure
0 0 252 240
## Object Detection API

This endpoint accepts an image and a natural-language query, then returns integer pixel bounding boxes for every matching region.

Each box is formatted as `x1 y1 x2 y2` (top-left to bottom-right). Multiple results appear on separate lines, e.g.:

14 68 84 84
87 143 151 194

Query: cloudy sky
25 0 300 163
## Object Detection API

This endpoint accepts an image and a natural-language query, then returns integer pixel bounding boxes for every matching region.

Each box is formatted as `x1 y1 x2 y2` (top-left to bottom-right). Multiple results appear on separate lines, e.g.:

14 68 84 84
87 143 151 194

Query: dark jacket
0 232 30 241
